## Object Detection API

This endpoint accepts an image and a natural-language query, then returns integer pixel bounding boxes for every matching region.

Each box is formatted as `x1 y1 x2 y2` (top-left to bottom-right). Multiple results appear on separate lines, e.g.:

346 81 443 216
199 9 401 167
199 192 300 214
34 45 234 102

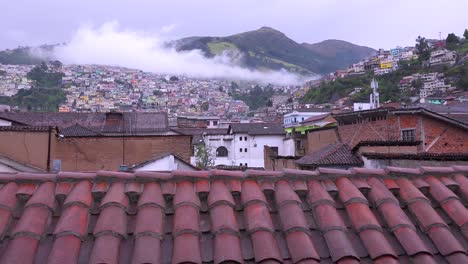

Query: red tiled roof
0 166 467 263
296 143 363 167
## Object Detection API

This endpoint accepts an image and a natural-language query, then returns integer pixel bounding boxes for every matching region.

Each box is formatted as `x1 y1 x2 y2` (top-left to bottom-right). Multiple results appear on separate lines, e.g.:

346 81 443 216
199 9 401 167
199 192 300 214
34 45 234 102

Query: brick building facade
335 108 468 154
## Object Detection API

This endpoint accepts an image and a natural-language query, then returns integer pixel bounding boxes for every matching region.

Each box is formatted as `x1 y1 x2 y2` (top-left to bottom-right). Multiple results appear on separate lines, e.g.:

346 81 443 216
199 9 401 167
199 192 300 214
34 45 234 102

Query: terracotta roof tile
0 166 466 262
47 235 81 264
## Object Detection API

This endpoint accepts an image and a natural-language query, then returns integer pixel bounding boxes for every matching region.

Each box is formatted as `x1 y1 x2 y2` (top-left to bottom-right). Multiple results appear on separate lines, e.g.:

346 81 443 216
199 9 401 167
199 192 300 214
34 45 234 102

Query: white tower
369 78 380 109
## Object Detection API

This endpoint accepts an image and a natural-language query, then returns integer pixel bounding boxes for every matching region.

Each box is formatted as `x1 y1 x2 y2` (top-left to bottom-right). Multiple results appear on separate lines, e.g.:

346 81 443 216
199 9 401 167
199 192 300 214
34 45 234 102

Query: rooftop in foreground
0 166 467 263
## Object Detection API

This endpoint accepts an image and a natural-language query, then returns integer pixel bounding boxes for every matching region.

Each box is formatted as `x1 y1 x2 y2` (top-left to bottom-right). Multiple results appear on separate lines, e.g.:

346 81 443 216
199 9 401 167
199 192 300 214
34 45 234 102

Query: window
401 129 416 141
244 136 247 141
240 163 243 166
244 148 248 152
239 137 242 141
245 163 248 167
240 148 243 152
216 146 228 157
270 147 279 157
213 121 218 125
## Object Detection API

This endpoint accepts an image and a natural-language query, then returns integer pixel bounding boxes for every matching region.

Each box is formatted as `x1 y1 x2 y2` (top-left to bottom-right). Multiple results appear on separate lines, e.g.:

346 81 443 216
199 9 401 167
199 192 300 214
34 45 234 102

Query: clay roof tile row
0 166 466 263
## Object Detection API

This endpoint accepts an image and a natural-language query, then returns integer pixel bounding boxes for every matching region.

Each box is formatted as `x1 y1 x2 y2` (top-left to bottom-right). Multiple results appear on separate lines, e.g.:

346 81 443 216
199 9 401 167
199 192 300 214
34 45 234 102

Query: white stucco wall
0 119 12 126
202 133 287 168
135 155 195 171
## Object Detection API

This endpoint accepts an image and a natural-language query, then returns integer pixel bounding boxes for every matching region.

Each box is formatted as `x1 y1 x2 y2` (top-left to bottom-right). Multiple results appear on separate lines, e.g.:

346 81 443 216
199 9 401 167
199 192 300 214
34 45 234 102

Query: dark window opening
244 148 247 152
216 146 228 157
240 148 243 152
401 129 416 141
239 137 242 141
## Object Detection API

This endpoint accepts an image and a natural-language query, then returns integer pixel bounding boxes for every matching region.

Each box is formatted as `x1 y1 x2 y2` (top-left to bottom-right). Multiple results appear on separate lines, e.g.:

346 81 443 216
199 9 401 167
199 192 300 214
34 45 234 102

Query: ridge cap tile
386 166 423 175
452 165 468 172
96 170 134 180
209 169 245 178
134 171 172 181
0 173 17 183
351 167 387 176
172 170 210 179
57 171 96 180
17 172 57 182
421 166 455 174
282 168 320 177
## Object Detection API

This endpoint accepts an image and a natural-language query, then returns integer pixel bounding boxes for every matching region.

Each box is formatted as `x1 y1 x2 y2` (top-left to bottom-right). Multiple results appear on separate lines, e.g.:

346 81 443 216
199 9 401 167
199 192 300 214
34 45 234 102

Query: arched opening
216 146 228 157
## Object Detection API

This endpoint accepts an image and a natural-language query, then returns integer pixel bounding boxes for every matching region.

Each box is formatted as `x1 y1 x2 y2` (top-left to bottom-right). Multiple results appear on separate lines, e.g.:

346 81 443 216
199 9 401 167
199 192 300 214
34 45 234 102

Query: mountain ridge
174 27 376 75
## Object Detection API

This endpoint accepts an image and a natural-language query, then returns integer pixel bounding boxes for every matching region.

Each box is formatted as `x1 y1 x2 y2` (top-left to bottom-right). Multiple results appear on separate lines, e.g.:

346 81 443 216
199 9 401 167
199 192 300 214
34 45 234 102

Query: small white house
131 153 197 171
201 123 291 168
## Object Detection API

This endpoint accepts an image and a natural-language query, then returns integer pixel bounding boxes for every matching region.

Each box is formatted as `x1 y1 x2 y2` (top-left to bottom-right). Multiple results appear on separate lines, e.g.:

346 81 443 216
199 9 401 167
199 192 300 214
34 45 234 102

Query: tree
446 33 459 44
153 89 163 96
201 101 209 111
415 36 430 62
169 76 179 82
26 61 64 88
266 99 273 107
195 144 214 169
464 29 468 40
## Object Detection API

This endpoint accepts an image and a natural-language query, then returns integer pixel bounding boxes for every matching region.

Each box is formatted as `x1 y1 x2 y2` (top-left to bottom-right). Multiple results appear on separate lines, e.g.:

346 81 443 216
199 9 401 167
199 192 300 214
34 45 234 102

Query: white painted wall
135 155 195 171
0 163 19 173
0 119 12 126
201 133 288 168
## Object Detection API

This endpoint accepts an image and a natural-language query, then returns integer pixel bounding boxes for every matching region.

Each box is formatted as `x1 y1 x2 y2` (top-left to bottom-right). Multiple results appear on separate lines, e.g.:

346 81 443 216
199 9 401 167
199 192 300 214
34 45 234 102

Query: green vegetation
301 61 426 105
207 41 239 55
195 145 214 169
3 62 66 111
27 62 64 88
415 36 430 62
231 84 275 110
10 88 66 111
0 45 56 65
445 62 468 90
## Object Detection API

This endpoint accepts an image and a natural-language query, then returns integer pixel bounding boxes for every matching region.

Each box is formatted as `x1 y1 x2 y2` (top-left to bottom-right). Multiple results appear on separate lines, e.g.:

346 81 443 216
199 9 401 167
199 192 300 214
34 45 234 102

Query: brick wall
0 131 192 172
338 113 468 153
264 146 298 170
51 135 192 171
0 131 50 170
338 115 400 147
421 116 468 153
307 128 339 153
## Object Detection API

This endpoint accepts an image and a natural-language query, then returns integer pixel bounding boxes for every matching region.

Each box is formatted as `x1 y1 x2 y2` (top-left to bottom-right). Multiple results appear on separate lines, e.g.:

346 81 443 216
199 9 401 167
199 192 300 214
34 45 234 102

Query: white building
353 78 380 111
429 49 457 66
199 123 291 168
283 110 329 128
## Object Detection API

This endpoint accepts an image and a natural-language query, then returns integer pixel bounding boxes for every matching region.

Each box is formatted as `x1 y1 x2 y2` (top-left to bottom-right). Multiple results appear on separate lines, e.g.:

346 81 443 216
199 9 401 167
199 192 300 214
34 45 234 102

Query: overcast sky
2 0 468 51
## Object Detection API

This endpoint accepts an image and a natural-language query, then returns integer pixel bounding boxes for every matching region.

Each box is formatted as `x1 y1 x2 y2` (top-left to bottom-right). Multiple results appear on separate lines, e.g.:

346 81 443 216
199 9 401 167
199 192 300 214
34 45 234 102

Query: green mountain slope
175 27 375 75
302 39 376 70
0 45 56 65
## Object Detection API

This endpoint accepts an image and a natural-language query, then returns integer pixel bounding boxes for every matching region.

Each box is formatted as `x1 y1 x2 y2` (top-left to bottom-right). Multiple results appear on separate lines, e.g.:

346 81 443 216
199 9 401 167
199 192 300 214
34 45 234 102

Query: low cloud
51 22 313 85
